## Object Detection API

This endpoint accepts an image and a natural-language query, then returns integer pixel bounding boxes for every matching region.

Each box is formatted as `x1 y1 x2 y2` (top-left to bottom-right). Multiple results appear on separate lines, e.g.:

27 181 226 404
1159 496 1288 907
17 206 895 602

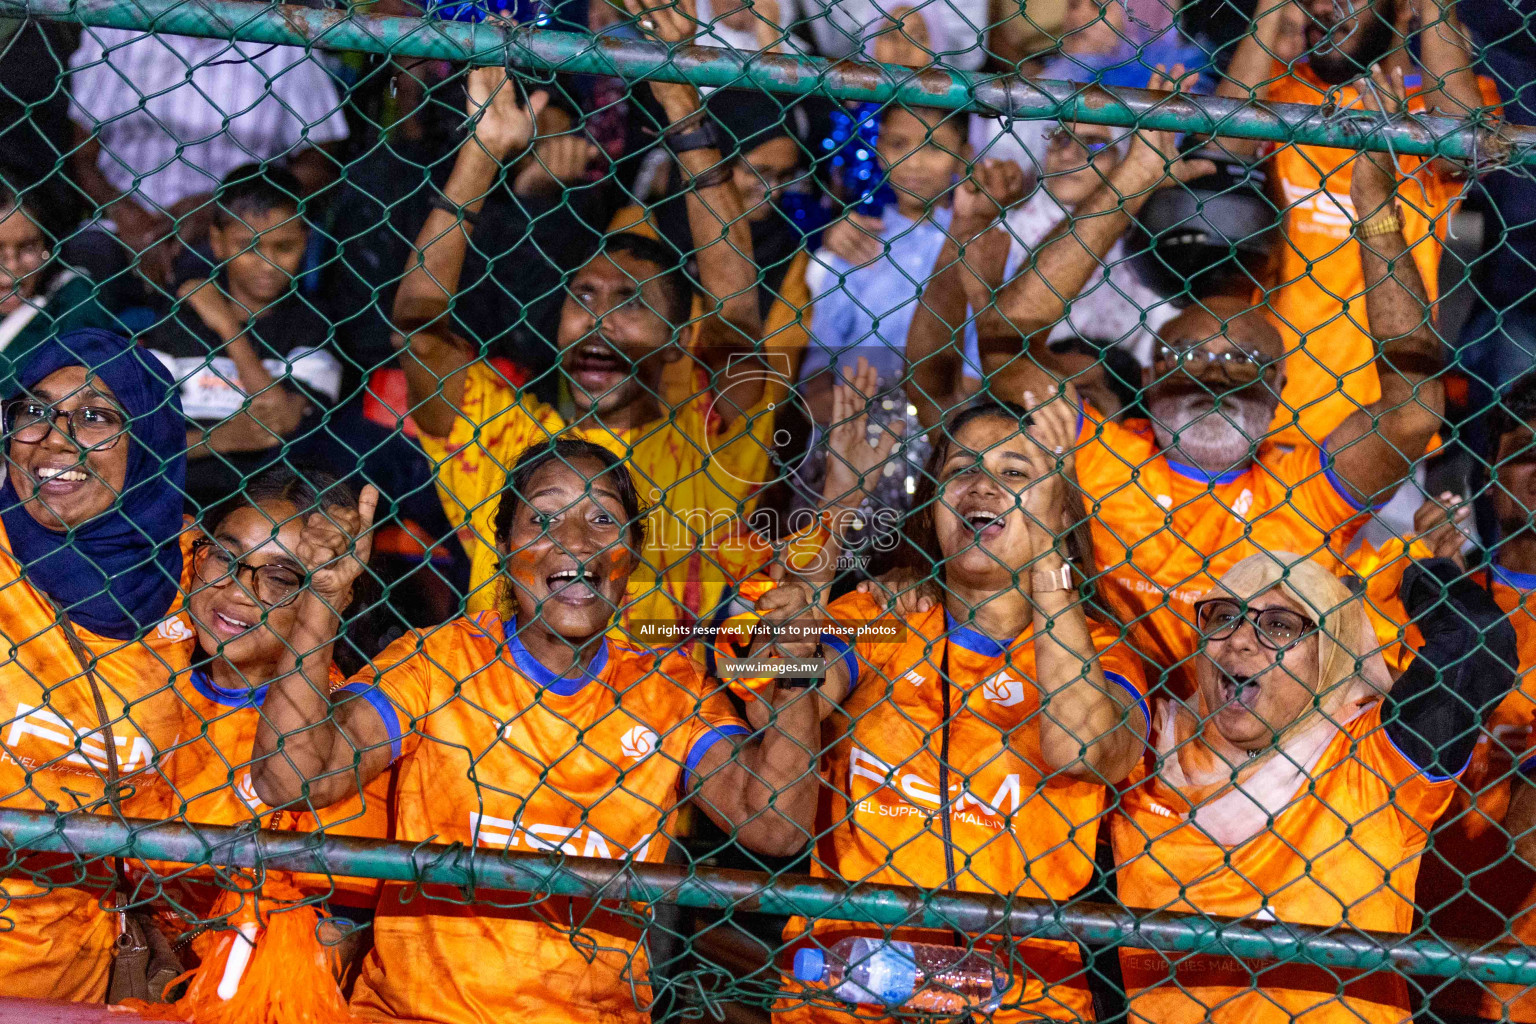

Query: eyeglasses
192 540 305 608
1194 598 1317 650
1154 343 1276 383
1045 126 1117 158
4 399 127 449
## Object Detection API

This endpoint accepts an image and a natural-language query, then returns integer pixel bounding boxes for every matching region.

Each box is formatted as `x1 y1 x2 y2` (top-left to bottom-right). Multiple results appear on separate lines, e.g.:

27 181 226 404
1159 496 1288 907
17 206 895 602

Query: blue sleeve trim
1320 440 1388 512
1521 754 1536 776
821 632 858 693
685 725 751 788
1384 723 1470 783
1106 672 1151 738
338 682 404 763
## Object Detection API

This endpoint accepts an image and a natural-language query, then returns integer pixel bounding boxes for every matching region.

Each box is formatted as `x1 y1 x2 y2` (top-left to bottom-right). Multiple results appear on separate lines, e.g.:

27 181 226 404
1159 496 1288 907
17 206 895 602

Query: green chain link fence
0 0 1533 1021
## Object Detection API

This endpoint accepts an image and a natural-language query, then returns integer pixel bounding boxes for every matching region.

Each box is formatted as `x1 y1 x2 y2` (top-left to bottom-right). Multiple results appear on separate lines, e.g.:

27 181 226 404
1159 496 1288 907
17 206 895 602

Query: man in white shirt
67 28 349 282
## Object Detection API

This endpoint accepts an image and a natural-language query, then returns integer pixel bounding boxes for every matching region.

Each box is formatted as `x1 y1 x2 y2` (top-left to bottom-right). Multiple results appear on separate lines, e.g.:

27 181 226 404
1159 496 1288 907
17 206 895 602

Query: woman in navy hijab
0 327 197 1002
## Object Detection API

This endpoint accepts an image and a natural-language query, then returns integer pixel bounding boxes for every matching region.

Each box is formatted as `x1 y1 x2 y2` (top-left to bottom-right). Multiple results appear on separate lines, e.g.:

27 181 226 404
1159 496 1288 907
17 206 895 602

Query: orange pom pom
123 879 359 1024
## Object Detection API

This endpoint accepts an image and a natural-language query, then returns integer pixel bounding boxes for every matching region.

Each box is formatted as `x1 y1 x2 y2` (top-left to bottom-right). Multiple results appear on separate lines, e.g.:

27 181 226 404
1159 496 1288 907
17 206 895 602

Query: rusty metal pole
8 0 1528 164
2 807 1535 984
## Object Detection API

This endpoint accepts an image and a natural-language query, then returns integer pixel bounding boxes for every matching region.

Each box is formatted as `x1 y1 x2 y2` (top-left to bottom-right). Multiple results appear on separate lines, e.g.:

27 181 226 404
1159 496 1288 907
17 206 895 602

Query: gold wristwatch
1358 204 1403 239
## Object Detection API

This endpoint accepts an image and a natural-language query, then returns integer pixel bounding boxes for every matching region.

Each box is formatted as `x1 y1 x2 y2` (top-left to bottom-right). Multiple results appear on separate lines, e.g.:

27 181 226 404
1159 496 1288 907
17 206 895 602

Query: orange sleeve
1094 632 1152 735
655 649 751 786
1272 442 1374 531
1071 402 1139 502
1354 703 1459 828
340 629 443 764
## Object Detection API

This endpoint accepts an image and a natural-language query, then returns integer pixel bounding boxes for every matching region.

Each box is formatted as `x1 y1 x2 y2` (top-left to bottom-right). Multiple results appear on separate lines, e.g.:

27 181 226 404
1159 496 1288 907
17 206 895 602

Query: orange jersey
1483 658 1536 1023
341 611 748 1024
1112 702 1456 1024
421 361 780 628
1075 408 1369 694
0 519 197 1001
1262 63 1502 447
153 666 394 911
777 591 1149 1024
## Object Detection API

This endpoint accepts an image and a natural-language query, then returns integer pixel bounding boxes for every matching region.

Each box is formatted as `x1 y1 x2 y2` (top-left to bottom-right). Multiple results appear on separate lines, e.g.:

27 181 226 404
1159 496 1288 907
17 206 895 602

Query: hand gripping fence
0 0 1532 1020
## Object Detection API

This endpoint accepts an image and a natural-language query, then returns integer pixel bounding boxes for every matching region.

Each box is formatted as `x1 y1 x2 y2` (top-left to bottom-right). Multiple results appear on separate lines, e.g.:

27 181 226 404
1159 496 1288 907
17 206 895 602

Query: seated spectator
1112 552 1517 1024
609 88 812 401
394 56 785 628
0 180 123 396
0 328 196 1001
250 438 822 1024
152 467 389 974
1217 0 1500 446
67 27 348 288
778 395 1148 1024
925 105 1442 694
142 166 342 510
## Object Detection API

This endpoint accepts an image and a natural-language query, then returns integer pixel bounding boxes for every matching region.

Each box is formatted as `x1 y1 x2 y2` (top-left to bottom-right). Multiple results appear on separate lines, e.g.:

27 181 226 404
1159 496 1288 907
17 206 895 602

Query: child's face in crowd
1060 0 1126 55
1042 122 1123 207
6 366 129 532
734 137 800 224
1494 423 1536 542
500 457 637 641
190 499 306 677
558 252 681 418
932 414 1043 589
209 206 309 309
877 108 967 215
0 206 48 315
1196 586 1321 751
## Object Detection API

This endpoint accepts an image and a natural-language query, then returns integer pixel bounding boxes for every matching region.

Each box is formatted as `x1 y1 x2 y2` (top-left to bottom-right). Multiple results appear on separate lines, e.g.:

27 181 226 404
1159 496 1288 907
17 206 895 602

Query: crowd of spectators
0 0 1533 1022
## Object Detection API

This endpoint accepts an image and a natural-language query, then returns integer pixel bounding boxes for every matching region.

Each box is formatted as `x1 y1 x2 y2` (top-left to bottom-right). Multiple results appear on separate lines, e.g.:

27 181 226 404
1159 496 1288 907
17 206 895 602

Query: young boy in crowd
792 105 980 545
143 165 342 507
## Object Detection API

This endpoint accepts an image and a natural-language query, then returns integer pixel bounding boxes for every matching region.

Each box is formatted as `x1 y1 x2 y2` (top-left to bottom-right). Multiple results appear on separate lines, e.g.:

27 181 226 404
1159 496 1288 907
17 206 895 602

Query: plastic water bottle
793 937 1006 1013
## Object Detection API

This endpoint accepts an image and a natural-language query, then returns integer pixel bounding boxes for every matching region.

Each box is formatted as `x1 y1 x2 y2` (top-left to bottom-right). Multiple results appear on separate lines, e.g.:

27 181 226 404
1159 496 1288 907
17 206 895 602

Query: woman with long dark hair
777 393 1149 1024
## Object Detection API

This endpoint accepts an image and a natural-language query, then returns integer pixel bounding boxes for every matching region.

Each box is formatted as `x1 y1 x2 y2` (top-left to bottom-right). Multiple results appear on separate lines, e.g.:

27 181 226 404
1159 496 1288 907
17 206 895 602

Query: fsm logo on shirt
847 745 1023 822
980 671 1027 708
156 616 194 643
469 812 651 860
5 703 154 773
619 726 659 761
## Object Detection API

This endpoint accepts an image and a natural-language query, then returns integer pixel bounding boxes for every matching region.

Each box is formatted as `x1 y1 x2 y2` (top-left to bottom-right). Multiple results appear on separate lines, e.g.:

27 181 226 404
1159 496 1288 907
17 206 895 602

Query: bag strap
53 606 132 901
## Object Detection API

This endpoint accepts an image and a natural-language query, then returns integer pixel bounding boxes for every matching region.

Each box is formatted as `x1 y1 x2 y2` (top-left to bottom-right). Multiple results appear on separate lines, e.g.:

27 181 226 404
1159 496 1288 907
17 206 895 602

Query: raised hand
1413 491 1470 568
1124 65 1218 188
752 556 828 659
296 485 379 613
822 212 886 268
624 0 700 45
1350 62 1407 221
1020 385 1078 543
952 158 1027 229
465 67 547 163
821 357 904 514
514 133 602 195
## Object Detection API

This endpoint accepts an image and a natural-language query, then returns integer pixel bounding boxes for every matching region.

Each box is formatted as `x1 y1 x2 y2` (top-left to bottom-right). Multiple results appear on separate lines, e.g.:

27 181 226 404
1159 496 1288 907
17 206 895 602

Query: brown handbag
52 608 184 1004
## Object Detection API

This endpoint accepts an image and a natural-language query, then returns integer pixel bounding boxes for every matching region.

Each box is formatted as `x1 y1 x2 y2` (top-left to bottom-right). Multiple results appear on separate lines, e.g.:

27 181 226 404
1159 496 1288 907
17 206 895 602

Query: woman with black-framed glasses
0 327 197 1001
142 464 389 983
1110 551 1519 1024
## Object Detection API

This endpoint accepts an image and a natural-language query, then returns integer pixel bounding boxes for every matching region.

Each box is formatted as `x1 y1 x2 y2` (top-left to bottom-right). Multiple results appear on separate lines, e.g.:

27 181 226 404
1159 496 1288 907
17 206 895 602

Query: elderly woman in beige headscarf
1111 552 1517 1024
